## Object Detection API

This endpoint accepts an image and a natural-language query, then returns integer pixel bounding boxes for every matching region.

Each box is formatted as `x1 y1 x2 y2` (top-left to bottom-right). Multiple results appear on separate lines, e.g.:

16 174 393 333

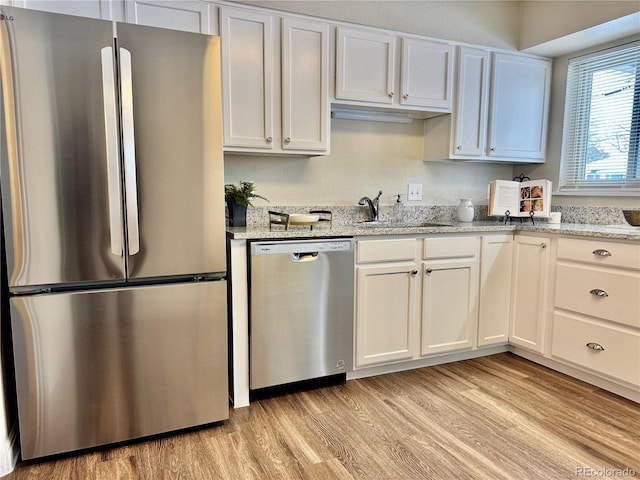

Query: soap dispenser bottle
393 194 403 223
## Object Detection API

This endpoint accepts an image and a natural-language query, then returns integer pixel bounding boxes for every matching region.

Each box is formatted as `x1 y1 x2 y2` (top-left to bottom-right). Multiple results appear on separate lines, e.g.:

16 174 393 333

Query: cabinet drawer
423 236 478 259
557 237 640 270
555 264 640 328
551 313 640 387
357 238 416 264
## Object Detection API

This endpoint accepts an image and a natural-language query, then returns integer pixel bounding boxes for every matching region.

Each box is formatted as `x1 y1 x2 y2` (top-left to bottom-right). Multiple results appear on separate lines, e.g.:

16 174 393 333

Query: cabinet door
452 46 490 157
220 7 274 149
335 27 395 104
282 17 329 152
488 53 551 160
13 0 116 19
510 235 550 353
125 0 216 33
421 259 477 355
400 37 453 110
478 235 513 346
355 264 418 367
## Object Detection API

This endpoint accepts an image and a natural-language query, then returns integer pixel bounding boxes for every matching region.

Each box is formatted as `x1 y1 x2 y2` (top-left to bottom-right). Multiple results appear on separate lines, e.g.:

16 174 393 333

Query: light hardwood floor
5 353 639 479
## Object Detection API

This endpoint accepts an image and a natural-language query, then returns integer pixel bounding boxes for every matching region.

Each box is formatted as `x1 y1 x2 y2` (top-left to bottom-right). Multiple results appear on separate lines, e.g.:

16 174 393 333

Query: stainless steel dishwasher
249 238 354 389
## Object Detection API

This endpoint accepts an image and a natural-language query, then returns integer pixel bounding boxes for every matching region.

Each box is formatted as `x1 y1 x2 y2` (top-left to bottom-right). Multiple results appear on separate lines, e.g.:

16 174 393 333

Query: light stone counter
227 221 640 241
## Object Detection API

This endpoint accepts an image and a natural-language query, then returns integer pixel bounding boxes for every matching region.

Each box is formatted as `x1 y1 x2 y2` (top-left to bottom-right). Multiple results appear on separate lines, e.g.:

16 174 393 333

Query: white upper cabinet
281 17 330 152
220 7 274 150
488 53 551 160
335 26 396 104
451 46 490 158
400 37 453 110
8 0 120 20
125 0 217 34
336 26 453 113
220 7 329 154
424 47 551 163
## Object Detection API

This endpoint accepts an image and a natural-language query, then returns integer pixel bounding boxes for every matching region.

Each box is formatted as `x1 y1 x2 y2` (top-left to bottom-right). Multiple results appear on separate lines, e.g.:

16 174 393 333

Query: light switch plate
407 184 422 201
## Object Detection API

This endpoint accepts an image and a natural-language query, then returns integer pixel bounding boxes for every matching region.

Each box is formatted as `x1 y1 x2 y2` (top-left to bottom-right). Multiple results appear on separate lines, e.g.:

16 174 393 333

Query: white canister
457 199 474 222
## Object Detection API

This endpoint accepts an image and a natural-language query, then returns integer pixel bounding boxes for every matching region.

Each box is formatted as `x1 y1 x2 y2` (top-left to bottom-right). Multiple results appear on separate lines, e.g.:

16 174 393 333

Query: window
559 41 640 194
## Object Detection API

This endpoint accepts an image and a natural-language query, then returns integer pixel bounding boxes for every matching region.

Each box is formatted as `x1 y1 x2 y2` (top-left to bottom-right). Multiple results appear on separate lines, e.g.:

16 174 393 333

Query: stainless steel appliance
249 239 354 390
0 7 228 460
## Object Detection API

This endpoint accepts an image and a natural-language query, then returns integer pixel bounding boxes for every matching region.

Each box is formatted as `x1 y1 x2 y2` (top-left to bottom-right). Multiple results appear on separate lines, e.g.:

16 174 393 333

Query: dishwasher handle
292 252 319 262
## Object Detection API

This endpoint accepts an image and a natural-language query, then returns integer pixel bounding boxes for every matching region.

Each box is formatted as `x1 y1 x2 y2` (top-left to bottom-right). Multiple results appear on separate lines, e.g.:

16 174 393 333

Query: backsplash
550 206 630 225
240 204 633 227
245 204 491 227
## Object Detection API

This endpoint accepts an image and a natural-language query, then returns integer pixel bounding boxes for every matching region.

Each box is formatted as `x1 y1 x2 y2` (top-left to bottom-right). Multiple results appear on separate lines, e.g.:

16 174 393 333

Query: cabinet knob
403 94 408 100
456 145 462 150
388 92 394 98
411 269 418 276
490 147 496 152
284 137 291 144
540 243 547 249
592 249 612 257
266 137 273 144
589 288 608 298
425 268 433 275
586 342 605 352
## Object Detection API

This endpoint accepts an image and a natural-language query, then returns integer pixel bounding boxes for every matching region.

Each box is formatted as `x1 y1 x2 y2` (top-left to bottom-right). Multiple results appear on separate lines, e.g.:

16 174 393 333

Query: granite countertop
227 221 640 241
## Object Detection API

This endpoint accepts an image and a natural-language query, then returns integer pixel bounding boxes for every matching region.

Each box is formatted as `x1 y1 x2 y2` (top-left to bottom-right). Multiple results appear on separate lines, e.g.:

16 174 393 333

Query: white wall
231 0 521 51
519 1 640 52
224 118 512 209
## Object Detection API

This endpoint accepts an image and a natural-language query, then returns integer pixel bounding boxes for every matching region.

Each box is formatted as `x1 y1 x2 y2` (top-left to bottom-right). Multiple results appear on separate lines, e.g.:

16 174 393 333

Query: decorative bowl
622 209 640 226
288 214 320 224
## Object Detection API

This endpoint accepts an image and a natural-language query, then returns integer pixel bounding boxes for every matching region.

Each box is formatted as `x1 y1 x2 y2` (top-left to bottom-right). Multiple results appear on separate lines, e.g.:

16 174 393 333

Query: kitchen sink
355 221 455 228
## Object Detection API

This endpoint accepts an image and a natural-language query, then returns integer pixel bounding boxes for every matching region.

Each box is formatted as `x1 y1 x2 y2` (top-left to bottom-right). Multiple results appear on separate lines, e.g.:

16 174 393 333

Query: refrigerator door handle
119 47 140 255
101 46 124 256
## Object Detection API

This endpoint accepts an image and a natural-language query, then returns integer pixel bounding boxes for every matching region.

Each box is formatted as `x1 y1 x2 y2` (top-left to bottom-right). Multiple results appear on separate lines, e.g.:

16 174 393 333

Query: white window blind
559 41 640 194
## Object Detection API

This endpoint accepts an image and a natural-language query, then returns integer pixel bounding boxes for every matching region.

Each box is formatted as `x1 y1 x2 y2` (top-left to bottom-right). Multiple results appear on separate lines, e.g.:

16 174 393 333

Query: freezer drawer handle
119 47 140 255
291 252 319 262
101 46 124 256
586 342 605 352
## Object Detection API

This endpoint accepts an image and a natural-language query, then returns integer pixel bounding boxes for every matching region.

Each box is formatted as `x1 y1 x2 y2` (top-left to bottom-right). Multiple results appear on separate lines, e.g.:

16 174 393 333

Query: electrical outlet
407 184 422 201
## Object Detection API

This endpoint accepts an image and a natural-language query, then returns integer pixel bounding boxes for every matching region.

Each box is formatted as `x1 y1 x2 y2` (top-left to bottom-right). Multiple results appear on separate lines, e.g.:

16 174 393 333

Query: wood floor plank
5 353 639 479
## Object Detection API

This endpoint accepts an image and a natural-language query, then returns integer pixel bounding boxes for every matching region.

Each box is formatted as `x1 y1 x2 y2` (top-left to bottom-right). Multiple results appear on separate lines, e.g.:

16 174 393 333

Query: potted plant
224 181 268 227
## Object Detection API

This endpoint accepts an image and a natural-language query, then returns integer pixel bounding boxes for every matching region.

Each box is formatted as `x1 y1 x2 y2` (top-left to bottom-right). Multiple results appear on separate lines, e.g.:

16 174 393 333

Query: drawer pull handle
589 288 609 298
586 342 605 352
592 249 611 257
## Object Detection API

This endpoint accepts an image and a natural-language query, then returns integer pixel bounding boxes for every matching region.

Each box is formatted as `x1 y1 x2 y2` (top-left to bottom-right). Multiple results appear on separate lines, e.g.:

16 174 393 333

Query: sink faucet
358 190 383 221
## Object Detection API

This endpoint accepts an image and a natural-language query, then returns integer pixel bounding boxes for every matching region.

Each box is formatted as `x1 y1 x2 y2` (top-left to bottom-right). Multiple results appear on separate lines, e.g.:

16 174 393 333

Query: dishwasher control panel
251 239 353 255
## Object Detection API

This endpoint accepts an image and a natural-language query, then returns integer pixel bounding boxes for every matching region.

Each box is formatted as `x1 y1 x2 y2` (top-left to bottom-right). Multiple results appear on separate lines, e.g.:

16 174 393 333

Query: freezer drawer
11 281 228 459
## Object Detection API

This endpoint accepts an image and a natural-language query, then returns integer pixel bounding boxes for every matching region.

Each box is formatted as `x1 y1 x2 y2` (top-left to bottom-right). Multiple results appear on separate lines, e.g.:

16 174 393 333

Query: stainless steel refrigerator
0 7 228 460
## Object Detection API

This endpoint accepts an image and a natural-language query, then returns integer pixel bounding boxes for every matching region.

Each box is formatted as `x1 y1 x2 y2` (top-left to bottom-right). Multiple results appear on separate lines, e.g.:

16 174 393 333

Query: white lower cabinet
421 236 478 355
551 313 640 387
509 234 550 353
550 237 640 391
354 238 419 367
354 235 480 369
355 263 419 367
421 258 476 354
477 234 513 347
